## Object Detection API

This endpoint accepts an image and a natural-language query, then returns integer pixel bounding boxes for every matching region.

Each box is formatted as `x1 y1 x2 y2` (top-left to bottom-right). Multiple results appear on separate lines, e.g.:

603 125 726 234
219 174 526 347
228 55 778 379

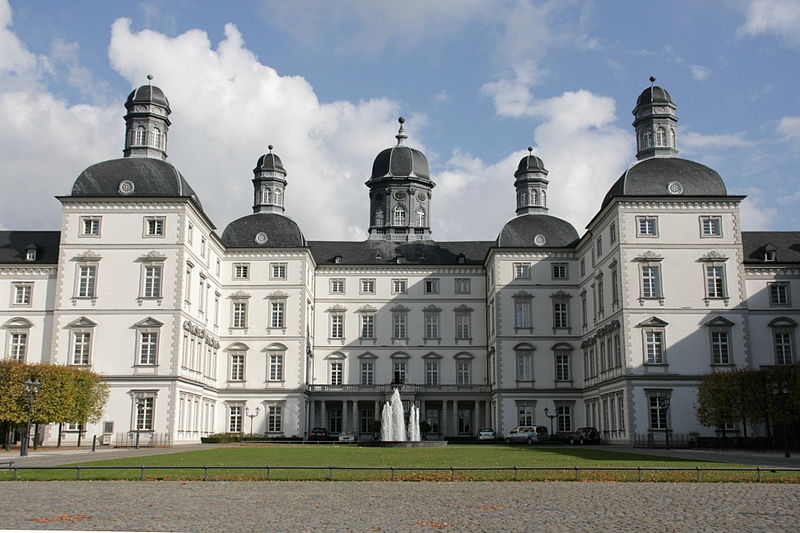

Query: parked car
568 427 601 445
338 431 358 443
477 428 497 441
504 425 549 444
308 427 330 441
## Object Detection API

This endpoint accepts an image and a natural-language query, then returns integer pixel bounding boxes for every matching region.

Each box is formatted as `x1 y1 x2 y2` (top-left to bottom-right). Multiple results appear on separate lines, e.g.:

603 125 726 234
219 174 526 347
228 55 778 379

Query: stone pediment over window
705 316 735 328
453 304 474 312
133 317 163 328
391 305 410 313
356 304 377 313
72 250 102 262
390 351 410 359
637 316 668 328
264 342 287 352
454 351 474 360
229 291 251 299
422 352 442 359
358 352 377 359
267 290 288 299
513 342 535 351
698 251 728 262
423 305 442 313
550 290 572 299
225 342 250 352
326 304 347 313
2 317 33 329
512 291 533 299
634 251 663 262
325 351 346 360
67 316 97 328
137 250 167 263
551 342 574 351
768 317 798 328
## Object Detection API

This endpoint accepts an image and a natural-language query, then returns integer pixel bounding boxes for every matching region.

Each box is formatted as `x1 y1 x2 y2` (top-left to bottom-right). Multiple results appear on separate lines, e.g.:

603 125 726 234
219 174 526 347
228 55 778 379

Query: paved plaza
0 481 798 532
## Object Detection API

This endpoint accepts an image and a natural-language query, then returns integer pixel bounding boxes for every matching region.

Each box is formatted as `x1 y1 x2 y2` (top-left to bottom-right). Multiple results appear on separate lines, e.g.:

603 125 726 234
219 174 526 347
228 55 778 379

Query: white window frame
392 312 408 339
71 330 92 366
330 279 345 294
555 352 570 381
228 404 243 432
232 301 248 329
424 278 439 294
7 331 28 362
229 352 246 381
134 395 156 431
268 353 284 381
551 263 568 280
700 216 722 238
514 263 531 280
769 282 790 306
647 392 670 430
360 278 376 294
270 263 287 280
640 265 661 299
424 312 440 339
392 279 407 294
76 264 97 299
516 349 533 382
517 401 535 426
643 329 665 365
270 301 286 329
141 264 163 299
425 359 440 385
11 283 32 307
454 278 471 294
329 361 344 385
360 313 375 339
553 301 569 329
233 263 250 280
514 298 532 329
137 331 159 366
80 216 101 237
455 311 471 340
360 360 374 385
330 313 344 339
710 329 731 365
636 216 658 237
143 216 166 237
774 330 794 365
456 358 472 385
705 265 726 299
266 402 283 433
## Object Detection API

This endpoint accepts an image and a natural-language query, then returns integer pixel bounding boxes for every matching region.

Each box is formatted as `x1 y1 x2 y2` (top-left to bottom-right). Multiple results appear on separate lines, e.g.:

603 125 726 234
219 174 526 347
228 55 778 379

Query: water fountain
368 388 445 447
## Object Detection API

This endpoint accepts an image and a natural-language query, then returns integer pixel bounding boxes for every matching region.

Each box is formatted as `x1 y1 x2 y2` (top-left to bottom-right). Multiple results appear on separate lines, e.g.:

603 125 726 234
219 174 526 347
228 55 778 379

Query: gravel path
0 481 798 532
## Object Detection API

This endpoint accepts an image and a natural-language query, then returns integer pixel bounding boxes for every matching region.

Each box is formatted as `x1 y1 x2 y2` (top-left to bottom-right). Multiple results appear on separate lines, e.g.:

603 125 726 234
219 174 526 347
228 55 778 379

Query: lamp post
20 378 40 457
772 382 791 458
544 407 557 435
662 397 671 450
245 406 260 436
135 398 146 449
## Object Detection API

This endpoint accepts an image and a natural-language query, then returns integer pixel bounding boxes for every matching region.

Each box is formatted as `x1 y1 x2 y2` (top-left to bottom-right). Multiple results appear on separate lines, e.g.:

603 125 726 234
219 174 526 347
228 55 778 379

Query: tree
696 370 739 437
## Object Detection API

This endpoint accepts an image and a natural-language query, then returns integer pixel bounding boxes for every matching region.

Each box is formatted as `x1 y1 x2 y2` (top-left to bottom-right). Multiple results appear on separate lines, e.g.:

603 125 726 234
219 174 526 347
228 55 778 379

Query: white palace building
1 81 798 446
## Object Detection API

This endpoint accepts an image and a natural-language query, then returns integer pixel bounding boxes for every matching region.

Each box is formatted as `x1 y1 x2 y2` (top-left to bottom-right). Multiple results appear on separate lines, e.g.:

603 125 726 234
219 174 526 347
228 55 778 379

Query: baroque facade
1 82 798 446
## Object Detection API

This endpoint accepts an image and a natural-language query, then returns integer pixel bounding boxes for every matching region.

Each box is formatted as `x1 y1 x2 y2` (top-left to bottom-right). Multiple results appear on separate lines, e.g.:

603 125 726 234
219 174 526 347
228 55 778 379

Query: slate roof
70 158 204 211
309 240 494 266
369 145 431 182
221 213 306 248
125 85 170 111
602 157 727 208
635 85 673 107
0 231 60 264
497 214 579 248
515 153 548 176
742 232 800 264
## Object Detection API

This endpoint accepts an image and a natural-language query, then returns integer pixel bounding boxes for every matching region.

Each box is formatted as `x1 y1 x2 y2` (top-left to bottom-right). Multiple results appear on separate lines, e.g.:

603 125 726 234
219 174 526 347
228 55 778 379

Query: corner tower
252 145 288 214
123 75 171 160
633 77 678 161
515 147 549 215
366 118 435 241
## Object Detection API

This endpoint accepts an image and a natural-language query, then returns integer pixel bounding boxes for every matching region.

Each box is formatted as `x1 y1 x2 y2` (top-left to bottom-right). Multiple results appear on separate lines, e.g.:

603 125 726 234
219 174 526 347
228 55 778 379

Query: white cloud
777 116 800 145
690 65 711 81
434 90 449 103
739 187 779 230
680 131 755 153
737 0 800 48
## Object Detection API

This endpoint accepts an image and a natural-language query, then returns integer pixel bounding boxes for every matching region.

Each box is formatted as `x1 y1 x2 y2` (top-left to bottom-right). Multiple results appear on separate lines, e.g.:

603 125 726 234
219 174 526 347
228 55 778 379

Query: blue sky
1 0 799 240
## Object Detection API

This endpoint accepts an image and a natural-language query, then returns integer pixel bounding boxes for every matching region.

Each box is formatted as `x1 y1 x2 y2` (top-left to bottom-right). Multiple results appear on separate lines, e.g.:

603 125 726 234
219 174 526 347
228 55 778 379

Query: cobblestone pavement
0 481 798 532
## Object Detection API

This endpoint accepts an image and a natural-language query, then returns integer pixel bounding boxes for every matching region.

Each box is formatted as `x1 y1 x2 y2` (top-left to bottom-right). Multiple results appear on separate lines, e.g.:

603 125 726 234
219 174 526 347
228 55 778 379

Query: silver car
504 425 549 444
338 431 358 442
477 428 497 441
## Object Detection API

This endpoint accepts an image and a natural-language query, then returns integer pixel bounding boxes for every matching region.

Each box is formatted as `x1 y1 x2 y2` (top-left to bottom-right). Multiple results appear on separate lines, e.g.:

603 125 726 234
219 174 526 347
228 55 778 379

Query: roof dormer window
25 247 37 261
764 244 777 262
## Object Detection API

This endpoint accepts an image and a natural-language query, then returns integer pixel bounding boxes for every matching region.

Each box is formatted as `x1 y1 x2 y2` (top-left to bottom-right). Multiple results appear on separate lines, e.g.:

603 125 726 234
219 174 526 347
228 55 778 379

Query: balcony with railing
306 383 491 394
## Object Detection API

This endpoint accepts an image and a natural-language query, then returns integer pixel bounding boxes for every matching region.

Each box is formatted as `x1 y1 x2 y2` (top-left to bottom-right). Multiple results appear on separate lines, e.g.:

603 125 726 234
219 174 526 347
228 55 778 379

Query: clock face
135 105 147 112
417 193 427 202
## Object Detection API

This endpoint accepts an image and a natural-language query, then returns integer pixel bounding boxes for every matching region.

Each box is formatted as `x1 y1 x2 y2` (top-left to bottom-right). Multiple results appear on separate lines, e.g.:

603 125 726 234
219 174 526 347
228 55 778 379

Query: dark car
568 427 601 445
308 427 330 441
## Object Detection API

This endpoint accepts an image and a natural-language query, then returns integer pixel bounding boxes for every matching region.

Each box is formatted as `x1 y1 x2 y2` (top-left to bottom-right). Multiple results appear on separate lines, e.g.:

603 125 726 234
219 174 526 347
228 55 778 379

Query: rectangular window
705 266 726 298
330 314 344 339
455 312 471 339
700 216 722 237
596 237 603 257
328 405 343 433
269 354 284 381
611 269 619 305
556 353 570 381
77 265 97 298
136 397 155 431
648 395 669 430
360 278 375 294
580 258 586 277
144 217 165 237
637 216 658 237
392 279 407 294
138 332 158 365
424 278 439 294
72 332 91 365
456 360 471 385
454 278 471 294
360 314 375 339
424 313 440 338
392 313 407 339
230 353 245 381
556 405 572 433
425 360 439 385
271 263 286 280
267 404 283 432
8 332 27 361
645 331 664 364
711 331 730 365
187 222 194 244
142 265 162 298
609 222 617 244
392 360 407 384
551 263 568 280
769 282 790 306
232 302 248 328
360 408 374 434
271 302 285 328
330 279 345 294
641 266 661 299
360 361 374 385
514 263 531 279
775 332 793 365
233 263 250 280
330 362 343 385
516 351 533 381
228 405 243 432
553 302 569 329
517 401 534 426
514 300 532 328
80 217 101 236
12 283 32 306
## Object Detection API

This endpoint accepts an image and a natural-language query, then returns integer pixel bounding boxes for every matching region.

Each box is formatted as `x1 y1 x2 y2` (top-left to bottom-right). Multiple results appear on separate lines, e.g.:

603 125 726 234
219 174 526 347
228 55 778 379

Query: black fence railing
114 432 172 448
1 464 798 482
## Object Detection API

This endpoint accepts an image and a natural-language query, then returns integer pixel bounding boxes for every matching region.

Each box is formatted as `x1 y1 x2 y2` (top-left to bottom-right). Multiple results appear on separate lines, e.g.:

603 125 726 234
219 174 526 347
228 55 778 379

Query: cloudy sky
1 0 798 241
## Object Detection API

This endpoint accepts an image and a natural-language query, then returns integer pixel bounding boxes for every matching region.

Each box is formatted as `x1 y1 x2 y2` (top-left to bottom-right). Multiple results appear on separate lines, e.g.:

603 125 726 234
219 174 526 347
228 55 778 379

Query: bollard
391 466 395 481
696 467 701 483
450 467 455 482
12 467 17 481
92 435 97 452
637 467 643 482
204 466 208 481
76 466 81 480
757 467 762 483
140 465 145 481
266 466 271 481
328 466 333 481
514 466 518 481
574 466 579 481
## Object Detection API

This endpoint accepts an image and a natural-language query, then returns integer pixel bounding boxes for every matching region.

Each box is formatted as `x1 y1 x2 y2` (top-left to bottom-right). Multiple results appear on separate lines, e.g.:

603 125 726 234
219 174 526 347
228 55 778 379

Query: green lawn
3 445 797 482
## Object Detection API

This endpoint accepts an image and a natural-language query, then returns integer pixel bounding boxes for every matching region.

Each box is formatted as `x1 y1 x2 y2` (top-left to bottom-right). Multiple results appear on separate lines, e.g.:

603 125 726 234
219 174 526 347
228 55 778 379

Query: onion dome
497 214 579 248
602 157 727 208
125 84 171 112
515 151 548 177
70 158 203 210
254 148 286 175
252 145 288 214
635 85 673 108
221 213 305 248
369 117 431 182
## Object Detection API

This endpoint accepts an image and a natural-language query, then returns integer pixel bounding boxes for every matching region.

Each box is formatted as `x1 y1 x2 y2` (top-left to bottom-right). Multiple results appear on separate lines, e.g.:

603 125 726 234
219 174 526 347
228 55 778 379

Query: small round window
118 180 135 195
667 181 684 195
254 232 268 244
533 233 547 247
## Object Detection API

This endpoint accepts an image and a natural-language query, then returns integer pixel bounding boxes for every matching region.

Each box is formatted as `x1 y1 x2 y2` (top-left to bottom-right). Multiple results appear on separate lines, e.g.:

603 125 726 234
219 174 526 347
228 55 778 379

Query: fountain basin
358 441 448 448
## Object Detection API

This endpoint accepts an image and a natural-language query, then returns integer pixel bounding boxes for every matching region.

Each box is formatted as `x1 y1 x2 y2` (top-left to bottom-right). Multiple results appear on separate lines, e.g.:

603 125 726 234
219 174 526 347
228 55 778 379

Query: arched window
274 188 282 206
375 208 384 226
262 188 271 204
532 190 539 206
151 128 161 149
670 128 676 148
656 127 666 147
519 191 527 207
644 131 653 148
394 205 406 226
135 126 146 146
540 190 546 207
416 208 426 227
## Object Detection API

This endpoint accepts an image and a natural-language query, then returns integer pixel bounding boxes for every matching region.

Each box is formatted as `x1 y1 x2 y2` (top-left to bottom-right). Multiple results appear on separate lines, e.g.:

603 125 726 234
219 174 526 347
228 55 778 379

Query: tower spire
252 144 287 214
395 116 407 146
123 76 171 160
632 77 679 160
514 148 549 216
